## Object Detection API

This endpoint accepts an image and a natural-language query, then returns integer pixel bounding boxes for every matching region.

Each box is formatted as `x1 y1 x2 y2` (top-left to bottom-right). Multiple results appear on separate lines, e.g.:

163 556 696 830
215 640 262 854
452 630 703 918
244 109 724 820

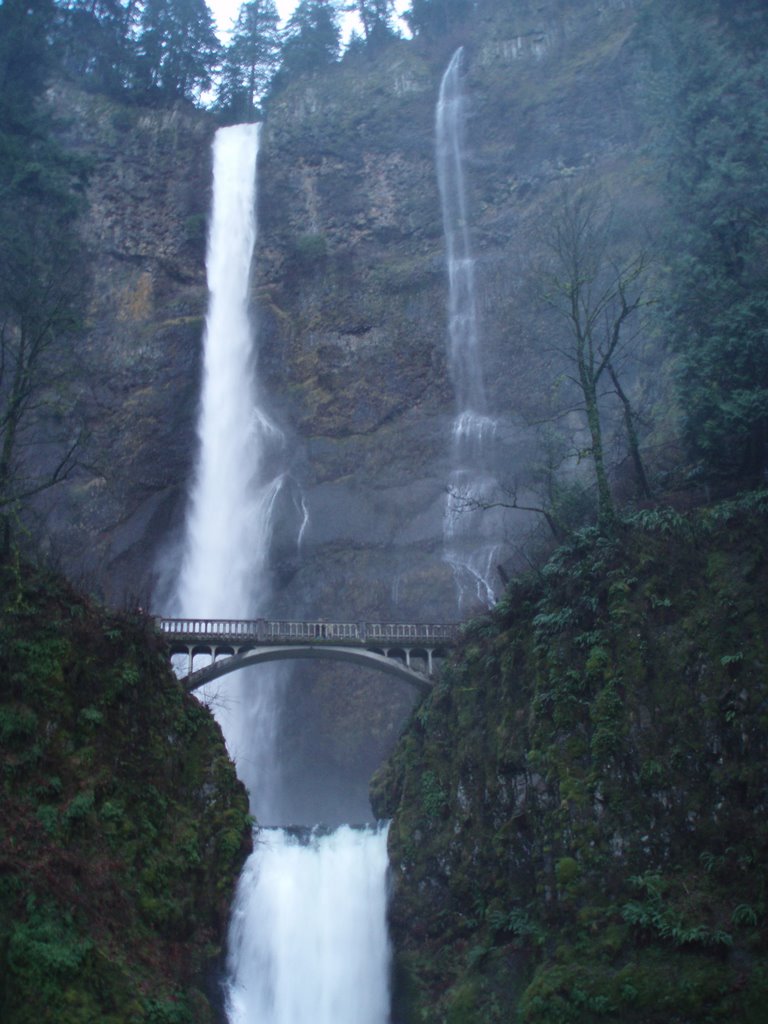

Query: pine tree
218 0 281 120
404 0 474 39
54 0 140 95
137 0 221 101
653 1 768 481
278 0 340 79
348 0 396 47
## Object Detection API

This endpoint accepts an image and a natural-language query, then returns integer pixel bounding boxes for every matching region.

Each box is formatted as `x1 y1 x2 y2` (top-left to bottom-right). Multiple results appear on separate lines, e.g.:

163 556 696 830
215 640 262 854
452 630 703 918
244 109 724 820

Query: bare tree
541 189 651 527
447 421 598 545
0 0 88 553
0 259 84 551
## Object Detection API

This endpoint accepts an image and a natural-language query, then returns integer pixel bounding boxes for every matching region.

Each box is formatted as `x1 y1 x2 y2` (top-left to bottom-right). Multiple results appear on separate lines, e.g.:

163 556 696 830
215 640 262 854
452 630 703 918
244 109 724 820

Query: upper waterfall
175 123 284 621
172 123 286 817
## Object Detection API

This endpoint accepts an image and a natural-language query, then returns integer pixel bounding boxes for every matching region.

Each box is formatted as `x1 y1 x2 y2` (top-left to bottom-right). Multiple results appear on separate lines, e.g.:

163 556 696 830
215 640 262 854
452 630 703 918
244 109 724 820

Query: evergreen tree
0 0 87 534
137 0 221 101
217 0 281 120
278 0 340 79
0 0 56 126
653 1 768 481
347 0 396 47
54 0 140 95
404 0 474 39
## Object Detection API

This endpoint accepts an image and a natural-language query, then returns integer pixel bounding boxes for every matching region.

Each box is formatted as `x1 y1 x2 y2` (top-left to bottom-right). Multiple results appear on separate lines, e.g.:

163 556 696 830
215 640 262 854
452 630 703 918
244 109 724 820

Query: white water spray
226 826 391 1024
169 124 391 1024
173 123 284 815
437 48 503 609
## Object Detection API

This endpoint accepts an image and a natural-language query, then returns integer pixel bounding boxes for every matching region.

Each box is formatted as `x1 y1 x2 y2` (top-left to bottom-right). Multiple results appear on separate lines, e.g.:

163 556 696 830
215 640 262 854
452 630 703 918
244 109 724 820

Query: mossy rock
0 560 251 1022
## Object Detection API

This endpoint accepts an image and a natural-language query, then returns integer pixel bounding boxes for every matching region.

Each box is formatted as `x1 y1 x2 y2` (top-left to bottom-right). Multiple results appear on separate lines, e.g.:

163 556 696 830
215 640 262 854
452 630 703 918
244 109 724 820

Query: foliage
347 0 397 48
217 0 281 121
277 0 341 82
0 559 251 1022
374 494 768 1022
404 0 475 40
54 0 141 95
648 0 768 481
0 0 88 536
135 0 222 101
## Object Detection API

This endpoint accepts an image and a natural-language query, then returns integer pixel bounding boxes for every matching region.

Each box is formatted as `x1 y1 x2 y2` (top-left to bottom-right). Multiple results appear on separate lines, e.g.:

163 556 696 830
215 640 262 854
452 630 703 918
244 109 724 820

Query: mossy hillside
372 493 768 1022
0 561 251 1024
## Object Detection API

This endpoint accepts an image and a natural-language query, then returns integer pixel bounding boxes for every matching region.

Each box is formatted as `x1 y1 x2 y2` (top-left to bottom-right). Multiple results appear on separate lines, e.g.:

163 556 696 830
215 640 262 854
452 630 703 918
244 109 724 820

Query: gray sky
208 0 295 40
209 0 410 43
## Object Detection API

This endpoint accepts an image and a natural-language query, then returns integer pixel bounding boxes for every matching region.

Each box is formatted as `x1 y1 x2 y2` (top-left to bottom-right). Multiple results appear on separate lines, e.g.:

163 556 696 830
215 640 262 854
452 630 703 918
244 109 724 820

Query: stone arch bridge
157 617 461 693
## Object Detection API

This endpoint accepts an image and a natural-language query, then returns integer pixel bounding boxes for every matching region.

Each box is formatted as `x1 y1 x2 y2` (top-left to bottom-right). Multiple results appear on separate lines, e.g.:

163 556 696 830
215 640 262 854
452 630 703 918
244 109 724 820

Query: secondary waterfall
437 47 502 609
170 125 391 1023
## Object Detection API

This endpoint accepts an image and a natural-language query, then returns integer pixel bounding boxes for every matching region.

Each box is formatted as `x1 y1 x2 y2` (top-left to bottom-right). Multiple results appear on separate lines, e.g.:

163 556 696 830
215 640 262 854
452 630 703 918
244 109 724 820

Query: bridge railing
158 617 262 640
157 617 460 646
365 623 458 643
264 620 359 642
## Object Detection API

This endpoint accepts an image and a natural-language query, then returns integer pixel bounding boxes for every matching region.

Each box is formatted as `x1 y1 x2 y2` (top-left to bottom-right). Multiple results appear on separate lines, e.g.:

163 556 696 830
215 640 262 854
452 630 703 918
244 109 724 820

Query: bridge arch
159 617 459 695
181 645 438 694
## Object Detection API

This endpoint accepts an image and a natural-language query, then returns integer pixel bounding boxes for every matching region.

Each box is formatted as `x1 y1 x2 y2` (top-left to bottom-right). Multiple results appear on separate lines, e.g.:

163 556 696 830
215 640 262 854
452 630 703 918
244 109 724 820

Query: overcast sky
207 0 294 40
209 0 410 44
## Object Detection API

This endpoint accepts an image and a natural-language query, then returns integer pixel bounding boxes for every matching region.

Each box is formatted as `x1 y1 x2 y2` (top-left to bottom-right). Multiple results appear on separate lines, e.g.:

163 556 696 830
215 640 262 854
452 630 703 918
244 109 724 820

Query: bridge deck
157 617 461 692
157 617 460 648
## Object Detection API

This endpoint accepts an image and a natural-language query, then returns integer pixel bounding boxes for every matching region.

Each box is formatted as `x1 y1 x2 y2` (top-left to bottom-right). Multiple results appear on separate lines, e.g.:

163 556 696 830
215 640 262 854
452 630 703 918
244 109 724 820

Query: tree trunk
608 362 651 500
582 374 615 528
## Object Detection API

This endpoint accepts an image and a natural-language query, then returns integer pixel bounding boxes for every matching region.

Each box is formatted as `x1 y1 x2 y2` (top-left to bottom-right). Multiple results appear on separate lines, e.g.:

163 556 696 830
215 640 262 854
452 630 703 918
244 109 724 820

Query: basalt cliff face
37 87 214 599
39 0 659 819
253 0 654 624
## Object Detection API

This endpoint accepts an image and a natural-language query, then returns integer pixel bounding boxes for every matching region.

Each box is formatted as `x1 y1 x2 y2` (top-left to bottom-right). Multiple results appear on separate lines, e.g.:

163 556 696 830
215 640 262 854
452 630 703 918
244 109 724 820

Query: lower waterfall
226 826 391 1024
166 124 392 1022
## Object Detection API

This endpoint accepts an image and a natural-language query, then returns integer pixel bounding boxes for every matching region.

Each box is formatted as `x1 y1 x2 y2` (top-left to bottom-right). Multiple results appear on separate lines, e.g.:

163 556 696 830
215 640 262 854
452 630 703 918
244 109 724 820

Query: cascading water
437 47 503 609
173 123 285 816
226 825 390 1024
169 124 391 1023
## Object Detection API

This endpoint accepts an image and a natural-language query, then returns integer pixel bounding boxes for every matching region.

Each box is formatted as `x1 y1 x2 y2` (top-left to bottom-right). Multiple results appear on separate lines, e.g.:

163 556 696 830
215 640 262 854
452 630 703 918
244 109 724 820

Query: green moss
556 857 580 887
0 561 251 1022
376 494 768 1022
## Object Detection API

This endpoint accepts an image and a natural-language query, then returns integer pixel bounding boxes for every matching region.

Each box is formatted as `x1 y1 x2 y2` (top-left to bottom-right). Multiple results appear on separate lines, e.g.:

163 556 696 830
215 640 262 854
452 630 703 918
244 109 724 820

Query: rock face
254 0 654 625
37 86 215 603
39 0 661 820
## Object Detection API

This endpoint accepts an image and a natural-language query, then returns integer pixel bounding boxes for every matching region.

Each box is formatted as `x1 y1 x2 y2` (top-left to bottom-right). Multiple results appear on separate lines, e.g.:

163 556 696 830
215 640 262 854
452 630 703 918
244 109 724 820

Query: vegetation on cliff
649 0 768 485
0 0 88 530
0 559 252 1023
373 492 768 1022
2 0 767 1015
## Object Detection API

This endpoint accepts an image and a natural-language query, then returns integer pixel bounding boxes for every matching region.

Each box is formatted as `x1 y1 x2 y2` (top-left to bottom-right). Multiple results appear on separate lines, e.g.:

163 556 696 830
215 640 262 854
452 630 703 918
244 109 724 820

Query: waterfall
226 826 391 1024
169 124 391 1023
173 123 284 817
437 47 502 609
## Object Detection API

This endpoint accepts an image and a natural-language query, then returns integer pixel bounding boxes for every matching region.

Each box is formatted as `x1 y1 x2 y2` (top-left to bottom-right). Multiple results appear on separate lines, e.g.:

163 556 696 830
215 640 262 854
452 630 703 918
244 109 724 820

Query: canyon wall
40 0 661 819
